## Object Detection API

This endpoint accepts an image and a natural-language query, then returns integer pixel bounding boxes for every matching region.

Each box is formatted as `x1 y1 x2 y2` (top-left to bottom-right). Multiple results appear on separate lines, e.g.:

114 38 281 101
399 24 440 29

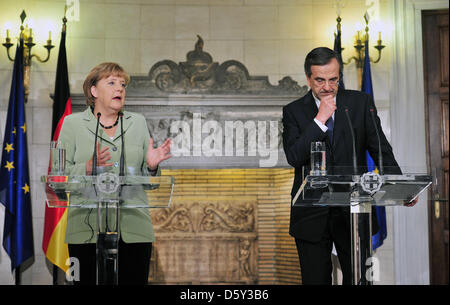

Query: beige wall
0 0 396 284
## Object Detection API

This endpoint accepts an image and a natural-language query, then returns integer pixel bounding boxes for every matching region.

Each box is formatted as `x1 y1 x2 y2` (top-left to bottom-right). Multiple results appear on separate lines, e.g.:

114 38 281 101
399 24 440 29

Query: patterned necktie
326 117 334 143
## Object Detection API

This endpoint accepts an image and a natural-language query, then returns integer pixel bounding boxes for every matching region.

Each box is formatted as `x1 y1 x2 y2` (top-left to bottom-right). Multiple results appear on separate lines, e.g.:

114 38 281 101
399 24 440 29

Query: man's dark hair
304 47 343 78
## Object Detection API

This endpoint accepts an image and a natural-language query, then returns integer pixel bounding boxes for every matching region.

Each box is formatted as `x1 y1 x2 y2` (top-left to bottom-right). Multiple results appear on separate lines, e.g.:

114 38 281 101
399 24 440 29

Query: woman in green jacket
58 62 171 284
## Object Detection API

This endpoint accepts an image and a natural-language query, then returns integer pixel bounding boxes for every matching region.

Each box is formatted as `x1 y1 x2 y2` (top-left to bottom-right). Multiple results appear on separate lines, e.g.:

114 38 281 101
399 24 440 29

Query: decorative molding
152 201 255 233
127 35 308 97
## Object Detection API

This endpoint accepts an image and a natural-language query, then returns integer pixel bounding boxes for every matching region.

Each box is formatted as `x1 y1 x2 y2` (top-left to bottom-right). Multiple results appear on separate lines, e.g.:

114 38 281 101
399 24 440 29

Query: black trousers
295 207 352 285
68 238 152 285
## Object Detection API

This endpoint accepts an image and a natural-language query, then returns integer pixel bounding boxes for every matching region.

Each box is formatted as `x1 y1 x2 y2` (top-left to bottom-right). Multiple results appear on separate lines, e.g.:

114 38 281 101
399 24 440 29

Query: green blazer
58 107 159 244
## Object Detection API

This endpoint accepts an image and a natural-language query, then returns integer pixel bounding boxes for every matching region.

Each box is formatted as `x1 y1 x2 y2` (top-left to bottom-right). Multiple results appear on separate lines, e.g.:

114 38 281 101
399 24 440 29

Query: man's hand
315 94 336 124
404 197 419 207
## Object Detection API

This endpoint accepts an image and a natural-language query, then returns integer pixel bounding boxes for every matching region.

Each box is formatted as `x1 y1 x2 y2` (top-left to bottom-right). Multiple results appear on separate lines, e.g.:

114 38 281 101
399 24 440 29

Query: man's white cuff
314 118 328 132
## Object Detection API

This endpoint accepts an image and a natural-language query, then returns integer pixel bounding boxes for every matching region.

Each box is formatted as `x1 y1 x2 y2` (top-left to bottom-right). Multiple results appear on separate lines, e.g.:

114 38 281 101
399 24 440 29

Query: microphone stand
96 112 122 285
344 107 358 176
92 112 101 176
369 108 384 175
119 112 125 177
344 106 372 285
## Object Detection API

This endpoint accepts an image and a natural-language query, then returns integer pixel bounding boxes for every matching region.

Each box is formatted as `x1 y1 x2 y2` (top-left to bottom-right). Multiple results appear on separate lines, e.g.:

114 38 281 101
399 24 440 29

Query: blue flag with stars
0 38 34 271
361 38 387 251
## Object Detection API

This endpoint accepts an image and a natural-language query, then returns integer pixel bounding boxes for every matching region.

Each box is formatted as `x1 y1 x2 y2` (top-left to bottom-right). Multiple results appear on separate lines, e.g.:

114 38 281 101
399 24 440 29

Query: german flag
42 18 71 273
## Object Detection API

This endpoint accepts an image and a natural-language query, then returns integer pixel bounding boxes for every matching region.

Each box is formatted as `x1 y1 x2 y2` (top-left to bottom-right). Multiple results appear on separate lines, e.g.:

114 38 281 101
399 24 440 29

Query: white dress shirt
312 93 336 132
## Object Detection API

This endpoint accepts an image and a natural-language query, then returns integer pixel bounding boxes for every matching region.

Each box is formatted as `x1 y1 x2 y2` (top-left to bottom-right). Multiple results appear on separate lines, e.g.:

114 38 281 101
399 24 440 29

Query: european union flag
0 38 34 271
361 39 387 250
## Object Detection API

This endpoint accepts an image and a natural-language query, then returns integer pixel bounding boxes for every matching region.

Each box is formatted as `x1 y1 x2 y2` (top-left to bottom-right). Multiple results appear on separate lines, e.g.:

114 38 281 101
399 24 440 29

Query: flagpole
15 267 21 285
53 265 58 285
44 7 70 285
52 11 66 286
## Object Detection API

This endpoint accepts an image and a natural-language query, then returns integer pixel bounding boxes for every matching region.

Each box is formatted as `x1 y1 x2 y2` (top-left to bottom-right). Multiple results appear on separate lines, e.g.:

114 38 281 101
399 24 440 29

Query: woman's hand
86 143 113 174
146 138 172 170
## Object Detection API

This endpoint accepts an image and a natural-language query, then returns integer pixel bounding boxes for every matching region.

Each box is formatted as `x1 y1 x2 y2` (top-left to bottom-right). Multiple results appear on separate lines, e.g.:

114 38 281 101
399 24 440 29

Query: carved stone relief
149 200 257 284
126 35 308 96
152 201 255 233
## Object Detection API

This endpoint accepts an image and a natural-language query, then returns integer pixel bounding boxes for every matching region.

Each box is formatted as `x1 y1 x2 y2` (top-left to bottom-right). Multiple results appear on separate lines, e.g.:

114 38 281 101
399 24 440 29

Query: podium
42 168 174 285
292 166 433 285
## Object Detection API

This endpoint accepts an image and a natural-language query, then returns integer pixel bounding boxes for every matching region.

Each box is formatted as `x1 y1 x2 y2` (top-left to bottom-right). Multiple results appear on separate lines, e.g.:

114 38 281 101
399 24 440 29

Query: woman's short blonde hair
83 62 130 107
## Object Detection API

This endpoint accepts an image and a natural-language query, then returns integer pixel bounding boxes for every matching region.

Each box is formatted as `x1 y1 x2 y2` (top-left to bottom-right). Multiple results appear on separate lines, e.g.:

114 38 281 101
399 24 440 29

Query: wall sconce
2 10 55 102
340 12 385 88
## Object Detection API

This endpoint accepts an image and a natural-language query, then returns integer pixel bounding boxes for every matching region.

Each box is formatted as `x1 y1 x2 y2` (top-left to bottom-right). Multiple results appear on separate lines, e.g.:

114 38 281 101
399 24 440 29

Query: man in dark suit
282 47 410 285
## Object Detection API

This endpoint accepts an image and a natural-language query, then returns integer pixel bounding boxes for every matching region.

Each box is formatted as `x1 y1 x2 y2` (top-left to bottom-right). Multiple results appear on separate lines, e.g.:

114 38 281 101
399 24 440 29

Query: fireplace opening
148 168 300 285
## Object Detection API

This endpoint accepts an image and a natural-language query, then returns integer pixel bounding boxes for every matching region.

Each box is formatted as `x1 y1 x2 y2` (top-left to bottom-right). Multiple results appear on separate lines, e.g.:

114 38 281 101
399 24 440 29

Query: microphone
369 108 384 175
344 107 358 175
119 112 125 176
92 112 101 176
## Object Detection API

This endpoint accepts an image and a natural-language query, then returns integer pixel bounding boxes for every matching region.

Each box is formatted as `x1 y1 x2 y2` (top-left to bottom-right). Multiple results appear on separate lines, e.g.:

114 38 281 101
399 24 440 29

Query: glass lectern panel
42 175 174 209
293 166 432 207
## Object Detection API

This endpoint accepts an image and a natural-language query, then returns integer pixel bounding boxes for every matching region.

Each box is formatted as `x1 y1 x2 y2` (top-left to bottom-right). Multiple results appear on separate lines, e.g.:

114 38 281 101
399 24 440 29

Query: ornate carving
180 35 218 86
147 111 283 152
127 35 308 96
152 201 255 233
239 239 252 278
149 59 183 92
149 200 258 284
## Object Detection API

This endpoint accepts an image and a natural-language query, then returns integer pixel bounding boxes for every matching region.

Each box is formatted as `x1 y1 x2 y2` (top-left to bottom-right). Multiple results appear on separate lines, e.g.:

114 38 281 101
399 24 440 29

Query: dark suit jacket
282 89 401 242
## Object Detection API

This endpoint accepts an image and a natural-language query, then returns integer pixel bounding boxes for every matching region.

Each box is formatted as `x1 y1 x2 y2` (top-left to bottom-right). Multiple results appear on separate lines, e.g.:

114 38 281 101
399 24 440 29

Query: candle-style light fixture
2 10 55 102
340 12 386 88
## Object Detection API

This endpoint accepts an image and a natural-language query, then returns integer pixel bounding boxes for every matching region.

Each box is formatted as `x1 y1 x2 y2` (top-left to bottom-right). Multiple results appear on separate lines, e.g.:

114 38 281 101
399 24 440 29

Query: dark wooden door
423 9 449 285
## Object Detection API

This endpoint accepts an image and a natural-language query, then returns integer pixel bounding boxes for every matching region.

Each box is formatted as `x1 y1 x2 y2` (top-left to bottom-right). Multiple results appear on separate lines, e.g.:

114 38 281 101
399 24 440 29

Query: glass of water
50 141 66 175
310 141 326 176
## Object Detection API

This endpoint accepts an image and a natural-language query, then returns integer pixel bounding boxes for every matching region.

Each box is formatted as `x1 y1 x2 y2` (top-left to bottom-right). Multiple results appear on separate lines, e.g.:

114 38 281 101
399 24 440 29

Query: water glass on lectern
50 141 66 175
310 141 326 176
